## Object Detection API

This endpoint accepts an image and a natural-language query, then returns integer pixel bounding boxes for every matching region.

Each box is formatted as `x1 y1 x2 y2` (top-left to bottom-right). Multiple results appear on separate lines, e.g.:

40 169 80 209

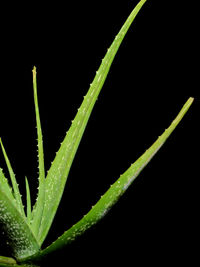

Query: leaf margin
25 176 32 224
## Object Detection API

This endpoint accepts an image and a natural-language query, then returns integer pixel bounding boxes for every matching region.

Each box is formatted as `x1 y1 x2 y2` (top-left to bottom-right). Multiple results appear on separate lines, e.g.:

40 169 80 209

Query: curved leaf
23 97 193 262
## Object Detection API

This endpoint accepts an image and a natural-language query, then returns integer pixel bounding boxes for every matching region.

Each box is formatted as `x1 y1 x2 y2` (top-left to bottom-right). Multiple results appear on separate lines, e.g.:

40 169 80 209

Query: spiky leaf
0 168 14 203
31 67 45 238
38 0 148 246
0 139 25 217
25 177 32 224
0 188 40 260
22 97 193 262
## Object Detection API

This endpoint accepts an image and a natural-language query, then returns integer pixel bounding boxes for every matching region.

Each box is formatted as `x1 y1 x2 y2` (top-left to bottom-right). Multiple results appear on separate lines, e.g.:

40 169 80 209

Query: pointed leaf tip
37 0 149 246
31 64 45 241
32 66 36 73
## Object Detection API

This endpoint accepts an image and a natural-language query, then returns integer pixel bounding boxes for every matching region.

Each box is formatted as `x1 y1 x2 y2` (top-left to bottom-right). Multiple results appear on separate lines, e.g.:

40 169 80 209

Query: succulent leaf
22 97 193 261
0 255 16 266
31 67 45 238
0 0 194 264
0 168 14 204
0 256 39 267
0 188 40 260
0 139 25 217
38 0 148 246
25 177 32 224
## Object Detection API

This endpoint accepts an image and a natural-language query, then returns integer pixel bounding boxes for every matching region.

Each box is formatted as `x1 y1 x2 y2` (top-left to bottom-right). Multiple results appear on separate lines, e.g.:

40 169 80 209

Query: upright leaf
38 0 148 245
25 177 32 224
0 168 14 204
24 97 193 262
0 139 25 217
31 67 45 238
0 188 40 260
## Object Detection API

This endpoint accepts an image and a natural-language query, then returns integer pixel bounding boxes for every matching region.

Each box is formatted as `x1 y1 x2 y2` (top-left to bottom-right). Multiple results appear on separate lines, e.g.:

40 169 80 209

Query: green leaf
31 66 45 238
25 177 32 224
24 97 193 261
0 139 25 217
0 168 15 204
0 188 40 260
0 256 16 265
38 0 148 246
0 255 39 267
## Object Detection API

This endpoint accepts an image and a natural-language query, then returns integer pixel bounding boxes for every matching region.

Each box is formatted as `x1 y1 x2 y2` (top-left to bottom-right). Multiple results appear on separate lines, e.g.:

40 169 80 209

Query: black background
0 0 199 265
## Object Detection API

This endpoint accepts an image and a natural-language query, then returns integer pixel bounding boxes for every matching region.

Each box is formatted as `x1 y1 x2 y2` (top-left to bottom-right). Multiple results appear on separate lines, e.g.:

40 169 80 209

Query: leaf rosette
0 0 193 264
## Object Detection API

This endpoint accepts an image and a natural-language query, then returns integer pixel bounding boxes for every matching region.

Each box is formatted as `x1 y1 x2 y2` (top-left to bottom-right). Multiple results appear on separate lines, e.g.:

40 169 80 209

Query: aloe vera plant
0 0 194 265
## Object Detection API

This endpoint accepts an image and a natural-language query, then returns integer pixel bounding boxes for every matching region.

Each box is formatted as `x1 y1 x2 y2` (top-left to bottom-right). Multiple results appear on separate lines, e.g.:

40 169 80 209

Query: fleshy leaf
0 255 39 267
38 0 148 246
25 177 32 224
0 188 40 260
0 139 25 217
0 168 14 204
31 66 45 238
23 97 193 262
0 255 16 265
